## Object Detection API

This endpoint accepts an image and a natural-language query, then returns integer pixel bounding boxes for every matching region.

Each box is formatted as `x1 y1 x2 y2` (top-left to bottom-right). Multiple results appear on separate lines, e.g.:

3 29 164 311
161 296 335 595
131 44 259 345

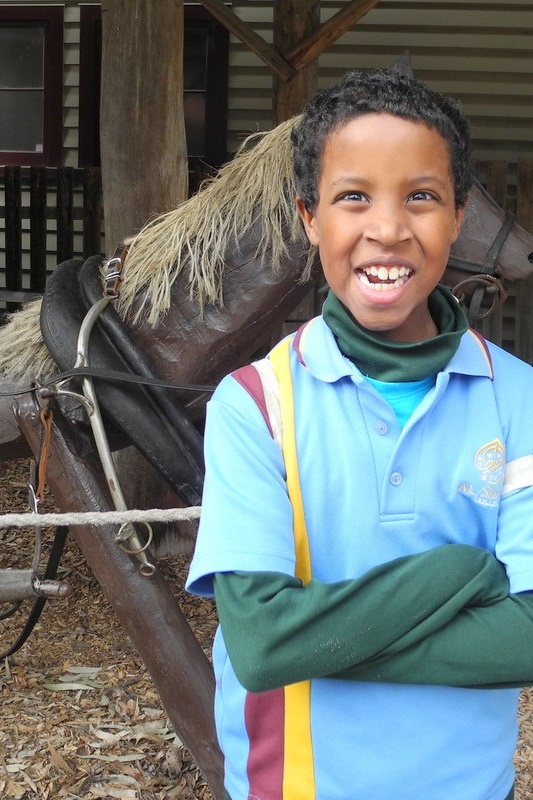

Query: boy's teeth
358 265 411 291
366 265 408 280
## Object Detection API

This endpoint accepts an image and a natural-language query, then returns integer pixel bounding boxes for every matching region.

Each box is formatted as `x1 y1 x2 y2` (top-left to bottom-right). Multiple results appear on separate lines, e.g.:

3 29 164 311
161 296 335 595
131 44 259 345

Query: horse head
444 179 533 322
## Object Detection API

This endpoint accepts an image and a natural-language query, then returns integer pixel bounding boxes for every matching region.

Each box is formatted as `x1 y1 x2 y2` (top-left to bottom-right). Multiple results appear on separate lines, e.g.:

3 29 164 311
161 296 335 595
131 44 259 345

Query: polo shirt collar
294 317 494 383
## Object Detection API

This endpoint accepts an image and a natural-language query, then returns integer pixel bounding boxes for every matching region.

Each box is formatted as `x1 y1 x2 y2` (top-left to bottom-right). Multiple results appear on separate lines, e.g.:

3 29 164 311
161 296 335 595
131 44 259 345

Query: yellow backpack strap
268 335 312 585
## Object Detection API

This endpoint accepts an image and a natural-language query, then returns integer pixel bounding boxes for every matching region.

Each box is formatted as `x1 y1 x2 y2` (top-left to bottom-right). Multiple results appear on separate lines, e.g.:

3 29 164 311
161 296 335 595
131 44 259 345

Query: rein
0 427 71 660
0 366 216 399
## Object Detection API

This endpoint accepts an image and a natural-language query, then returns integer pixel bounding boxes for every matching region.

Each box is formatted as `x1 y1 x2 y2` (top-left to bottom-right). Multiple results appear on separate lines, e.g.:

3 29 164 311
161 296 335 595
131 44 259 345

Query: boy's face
297 113 465 342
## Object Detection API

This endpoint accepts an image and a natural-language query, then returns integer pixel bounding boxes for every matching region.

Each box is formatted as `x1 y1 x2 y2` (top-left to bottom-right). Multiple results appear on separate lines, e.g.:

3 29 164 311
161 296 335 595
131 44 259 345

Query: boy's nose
364 205 411 246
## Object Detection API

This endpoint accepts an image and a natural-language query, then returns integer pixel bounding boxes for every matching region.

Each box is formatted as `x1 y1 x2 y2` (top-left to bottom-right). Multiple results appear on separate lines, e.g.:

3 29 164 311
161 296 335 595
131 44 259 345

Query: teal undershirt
366 374 437 428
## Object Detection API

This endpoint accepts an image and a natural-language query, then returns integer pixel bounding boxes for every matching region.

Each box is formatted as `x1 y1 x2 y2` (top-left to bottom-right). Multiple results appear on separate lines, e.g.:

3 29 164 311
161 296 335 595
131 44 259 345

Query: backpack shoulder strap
268 335 311 584
233 329 312 584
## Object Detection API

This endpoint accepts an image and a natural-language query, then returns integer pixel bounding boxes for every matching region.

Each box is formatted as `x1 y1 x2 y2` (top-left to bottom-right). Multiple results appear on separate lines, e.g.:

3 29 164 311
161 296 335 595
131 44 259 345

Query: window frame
0 6 63 166
184 3 229 172
79 5 101 168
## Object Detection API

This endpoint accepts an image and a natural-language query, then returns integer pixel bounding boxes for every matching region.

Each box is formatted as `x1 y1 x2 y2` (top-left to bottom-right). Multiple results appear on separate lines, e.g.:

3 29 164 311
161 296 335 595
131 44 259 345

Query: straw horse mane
0 116 310 381
119 116 309 324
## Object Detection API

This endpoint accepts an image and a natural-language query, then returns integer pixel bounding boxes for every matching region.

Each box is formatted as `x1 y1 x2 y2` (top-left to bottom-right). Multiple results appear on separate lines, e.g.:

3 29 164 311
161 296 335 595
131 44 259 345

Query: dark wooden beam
198 0 295 81
273 0 320 123
286 0 381 70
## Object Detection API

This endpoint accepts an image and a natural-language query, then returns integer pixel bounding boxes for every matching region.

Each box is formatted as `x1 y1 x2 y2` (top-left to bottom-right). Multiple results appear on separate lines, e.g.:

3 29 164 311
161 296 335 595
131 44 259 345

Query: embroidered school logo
474 439 505 485
458 438 505 507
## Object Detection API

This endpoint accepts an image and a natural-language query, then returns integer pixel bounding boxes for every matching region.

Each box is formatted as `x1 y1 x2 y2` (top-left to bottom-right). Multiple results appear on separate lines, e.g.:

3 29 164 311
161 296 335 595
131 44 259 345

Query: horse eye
528 252 533 264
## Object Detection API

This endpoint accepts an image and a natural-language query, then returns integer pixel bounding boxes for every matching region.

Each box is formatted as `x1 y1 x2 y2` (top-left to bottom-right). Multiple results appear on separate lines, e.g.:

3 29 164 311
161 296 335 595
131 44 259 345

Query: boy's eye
338 191 369 203
409 190 438 202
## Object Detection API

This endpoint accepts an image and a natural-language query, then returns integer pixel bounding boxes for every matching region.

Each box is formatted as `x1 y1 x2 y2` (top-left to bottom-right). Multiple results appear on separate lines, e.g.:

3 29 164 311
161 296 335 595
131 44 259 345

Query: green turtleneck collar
322 286 468 382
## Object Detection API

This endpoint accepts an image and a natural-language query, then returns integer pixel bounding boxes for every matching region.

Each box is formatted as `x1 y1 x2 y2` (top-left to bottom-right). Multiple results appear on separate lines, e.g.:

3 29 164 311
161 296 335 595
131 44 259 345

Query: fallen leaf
43 682 102 691
79 753 145 762
47 742 74 774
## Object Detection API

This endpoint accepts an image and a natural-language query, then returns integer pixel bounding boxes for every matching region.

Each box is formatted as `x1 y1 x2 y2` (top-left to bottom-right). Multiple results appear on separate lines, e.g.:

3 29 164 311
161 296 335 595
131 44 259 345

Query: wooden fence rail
0 165 102 307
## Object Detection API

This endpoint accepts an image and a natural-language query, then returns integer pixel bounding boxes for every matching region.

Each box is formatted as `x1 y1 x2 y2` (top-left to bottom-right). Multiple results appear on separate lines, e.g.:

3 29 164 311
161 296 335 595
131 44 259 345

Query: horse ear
391 50 414 77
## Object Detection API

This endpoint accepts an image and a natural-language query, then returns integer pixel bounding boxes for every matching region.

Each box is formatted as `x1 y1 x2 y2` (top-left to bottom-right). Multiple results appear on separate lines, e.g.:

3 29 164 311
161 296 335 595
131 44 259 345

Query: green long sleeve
214 544 509 692
334 590 533 689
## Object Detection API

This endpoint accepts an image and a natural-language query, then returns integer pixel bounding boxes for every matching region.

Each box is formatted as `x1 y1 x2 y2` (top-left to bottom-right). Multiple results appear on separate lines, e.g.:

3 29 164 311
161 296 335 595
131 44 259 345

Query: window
79 4 229 192
0 7 63 166
183 5 229 187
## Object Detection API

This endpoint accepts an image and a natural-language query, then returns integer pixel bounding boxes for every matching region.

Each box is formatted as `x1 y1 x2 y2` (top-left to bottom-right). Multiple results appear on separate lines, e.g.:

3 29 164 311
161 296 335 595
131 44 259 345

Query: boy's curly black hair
291 68 473 212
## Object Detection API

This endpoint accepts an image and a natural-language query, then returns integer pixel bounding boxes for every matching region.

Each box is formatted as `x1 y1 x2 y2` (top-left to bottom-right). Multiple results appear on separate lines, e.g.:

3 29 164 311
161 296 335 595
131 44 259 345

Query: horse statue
1 84 533 798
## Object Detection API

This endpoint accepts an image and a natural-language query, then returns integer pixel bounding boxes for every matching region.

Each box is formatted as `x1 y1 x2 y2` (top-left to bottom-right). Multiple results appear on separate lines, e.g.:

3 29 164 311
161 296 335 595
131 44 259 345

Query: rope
0 506 201 530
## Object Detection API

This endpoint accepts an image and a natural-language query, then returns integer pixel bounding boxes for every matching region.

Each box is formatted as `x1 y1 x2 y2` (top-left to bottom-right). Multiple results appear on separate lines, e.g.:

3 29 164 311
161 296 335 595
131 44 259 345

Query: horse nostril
528 252 533 264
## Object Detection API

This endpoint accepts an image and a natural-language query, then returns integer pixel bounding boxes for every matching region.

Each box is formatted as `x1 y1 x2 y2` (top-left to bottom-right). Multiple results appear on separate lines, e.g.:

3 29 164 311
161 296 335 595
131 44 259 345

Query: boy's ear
451 202 467 244
296 197 320 247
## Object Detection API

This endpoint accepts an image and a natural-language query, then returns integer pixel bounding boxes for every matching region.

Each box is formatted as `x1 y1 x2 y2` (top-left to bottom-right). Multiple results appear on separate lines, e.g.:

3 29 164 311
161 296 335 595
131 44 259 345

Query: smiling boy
187 69 533 800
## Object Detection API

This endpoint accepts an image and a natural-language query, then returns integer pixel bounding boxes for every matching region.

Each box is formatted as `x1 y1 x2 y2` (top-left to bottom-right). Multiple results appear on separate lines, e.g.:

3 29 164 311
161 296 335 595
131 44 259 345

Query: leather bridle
448 210 515 325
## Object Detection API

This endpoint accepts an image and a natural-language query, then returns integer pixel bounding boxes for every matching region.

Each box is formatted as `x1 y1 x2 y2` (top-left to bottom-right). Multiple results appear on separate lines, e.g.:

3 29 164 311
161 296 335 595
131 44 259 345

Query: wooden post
100 0 188 252
273 0 320 123
270 1 321 344
514 161 533 365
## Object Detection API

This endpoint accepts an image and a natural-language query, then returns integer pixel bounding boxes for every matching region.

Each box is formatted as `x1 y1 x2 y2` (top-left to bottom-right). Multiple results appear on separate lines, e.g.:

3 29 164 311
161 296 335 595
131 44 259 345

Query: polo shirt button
375 421 388 435
390 471 403 486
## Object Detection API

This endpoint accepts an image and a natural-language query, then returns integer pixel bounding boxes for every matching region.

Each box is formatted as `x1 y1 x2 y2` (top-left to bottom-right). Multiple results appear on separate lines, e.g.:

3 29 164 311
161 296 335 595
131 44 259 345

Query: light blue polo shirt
188 315 533 800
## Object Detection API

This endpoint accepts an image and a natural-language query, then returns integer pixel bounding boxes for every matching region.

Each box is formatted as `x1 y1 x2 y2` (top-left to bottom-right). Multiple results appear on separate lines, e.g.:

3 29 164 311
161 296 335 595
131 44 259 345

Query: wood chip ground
2 458 533 798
